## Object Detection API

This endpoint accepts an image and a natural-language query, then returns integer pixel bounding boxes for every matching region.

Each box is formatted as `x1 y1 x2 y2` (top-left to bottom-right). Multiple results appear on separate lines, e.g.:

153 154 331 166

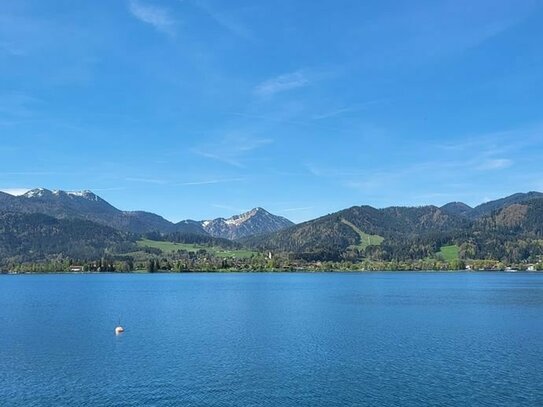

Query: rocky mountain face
201 207 295 240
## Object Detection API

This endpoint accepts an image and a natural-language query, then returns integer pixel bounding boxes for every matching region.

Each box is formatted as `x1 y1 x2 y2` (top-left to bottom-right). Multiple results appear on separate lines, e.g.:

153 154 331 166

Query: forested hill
0 212 134 264
439 191 543 219
243 205 469 254
468 191 543 218
243 194 543 263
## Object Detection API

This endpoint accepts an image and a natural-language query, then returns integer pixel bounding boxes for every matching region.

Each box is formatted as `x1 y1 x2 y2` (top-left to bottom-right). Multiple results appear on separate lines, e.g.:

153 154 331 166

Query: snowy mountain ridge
200 207 294 240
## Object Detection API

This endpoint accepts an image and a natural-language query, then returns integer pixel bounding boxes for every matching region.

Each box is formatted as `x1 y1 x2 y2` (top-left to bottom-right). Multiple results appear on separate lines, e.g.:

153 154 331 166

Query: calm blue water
1 272 542 406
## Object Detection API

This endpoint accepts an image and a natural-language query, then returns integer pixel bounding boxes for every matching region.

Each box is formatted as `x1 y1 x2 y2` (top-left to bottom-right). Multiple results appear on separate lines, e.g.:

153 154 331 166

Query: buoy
115 326 125 335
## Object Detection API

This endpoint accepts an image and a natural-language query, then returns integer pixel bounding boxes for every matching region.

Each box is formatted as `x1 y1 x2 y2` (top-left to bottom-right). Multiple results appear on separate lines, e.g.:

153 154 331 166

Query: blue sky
1 0 542 223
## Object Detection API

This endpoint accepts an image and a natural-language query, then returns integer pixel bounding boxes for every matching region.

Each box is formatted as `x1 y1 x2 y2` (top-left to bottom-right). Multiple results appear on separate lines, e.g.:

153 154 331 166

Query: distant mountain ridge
0 188 179 234
1 189 542 265
469 191 543 218
439 192 543 219
0 188 294 238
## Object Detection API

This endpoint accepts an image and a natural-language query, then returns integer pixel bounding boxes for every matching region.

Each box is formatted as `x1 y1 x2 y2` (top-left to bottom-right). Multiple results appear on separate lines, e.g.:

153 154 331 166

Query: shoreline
2 269 542 275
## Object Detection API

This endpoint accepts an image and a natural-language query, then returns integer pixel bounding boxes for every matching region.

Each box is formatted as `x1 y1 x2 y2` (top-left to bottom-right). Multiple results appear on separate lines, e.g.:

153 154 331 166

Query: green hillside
137 239 257 259
244 198 543 263
436 245 459 262
340 219 384 250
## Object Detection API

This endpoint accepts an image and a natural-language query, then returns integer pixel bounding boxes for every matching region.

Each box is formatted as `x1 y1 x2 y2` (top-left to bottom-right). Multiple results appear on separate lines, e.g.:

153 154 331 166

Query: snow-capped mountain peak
67 190 99 201
23 188 53 198
200 207 294 240
23 188 100 201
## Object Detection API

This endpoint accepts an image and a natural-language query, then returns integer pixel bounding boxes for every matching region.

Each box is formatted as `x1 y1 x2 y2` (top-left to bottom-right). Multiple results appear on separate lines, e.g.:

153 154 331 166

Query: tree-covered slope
0 212 134 264
470 191 543 218
244 197 543 263
243 205 469 255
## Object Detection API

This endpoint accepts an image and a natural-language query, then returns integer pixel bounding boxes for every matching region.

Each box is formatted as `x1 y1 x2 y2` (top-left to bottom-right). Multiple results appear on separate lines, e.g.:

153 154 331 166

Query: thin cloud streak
192 0 252 39
476 158 513 171
254 71 309 97
125 177 169 184
312 100 386 120
437 123 543 153
192 150 245 168
278 206 314 213
88 187 129 192
0 171 59 176
178 177 245 186
227 112 357 134
193 135 273 168
128 0 175 34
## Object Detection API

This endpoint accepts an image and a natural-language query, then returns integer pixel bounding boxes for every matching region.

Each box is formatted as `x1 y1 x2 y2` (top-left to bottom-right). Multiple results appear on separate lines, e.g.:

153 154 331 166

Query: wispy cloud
178 177 245 186
254 71 310 97
434 123 543 173
125 177 168 184
128 0 175 34
192 0 252 39
193 134 272 167
193 150 245 168
278 206 314 213
306 122 536 208
305 163 373 178
361 1 536 65
438 123 543 153
125 175 245 186
312 100 386 120
476 158 513 171
0 171 60 176
88 187 128 192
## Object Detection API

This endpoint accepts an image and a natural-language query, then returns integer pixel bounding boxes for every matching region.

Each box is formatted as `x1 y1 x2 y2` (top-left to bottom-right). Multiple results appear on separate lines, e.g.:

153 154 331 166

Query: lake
1 272 542 406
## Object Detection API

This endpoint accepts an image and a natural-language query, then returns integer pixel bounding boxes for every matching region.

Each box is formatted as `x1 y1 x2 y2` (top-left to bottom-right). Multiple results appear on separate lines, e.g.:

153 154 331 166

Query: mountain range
0 188 293 239
1 188 543 266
